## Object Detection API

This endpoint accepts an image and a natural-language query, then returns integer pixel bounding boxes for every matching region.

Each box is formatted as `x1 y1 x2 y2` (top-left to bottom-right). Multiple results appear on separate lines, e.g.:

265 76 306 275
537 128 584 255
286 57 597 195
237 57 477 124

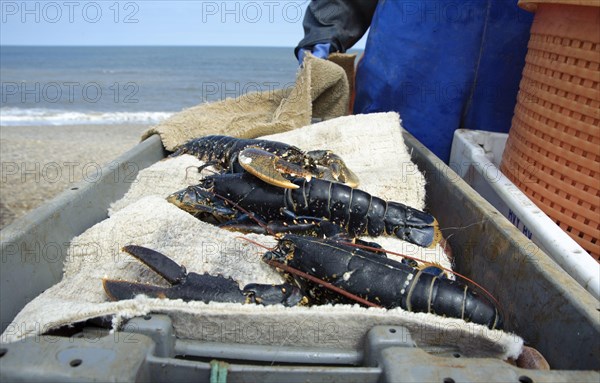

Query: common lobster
103 236 502 329
170 135 360 189
265 235 502 330
167 171 442 248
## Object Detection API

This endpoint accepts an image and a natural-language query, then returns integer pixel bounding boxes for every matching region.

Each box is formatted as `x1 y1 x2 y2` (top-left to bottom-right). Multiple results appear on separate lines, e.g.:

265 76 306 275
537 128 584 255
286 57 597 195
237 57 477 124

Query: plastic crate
1 132 599 381
450 129 599 300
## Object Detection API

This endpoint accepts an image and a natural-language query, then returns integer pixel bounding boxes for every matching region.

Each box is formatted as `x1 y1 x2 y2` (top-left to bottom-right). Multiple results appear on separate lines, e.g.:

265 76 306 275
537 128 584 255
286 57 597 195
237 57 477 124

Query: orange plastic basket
501 1 600 260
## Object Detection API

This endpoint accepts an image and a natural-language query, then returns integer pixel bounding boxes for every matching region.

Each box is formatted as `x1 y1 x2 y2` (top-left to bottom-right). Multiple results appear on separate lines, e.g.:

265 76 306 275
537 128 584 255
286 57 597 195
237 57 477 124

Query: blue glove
298 43 332 65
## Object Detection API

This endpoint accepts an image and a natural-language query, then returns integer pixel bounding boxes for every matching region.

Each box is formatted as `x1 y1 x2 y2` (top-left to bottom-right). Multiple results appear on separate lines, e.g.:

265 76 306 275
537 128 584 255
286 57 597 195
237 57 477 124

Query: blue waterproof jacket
297 0 533 162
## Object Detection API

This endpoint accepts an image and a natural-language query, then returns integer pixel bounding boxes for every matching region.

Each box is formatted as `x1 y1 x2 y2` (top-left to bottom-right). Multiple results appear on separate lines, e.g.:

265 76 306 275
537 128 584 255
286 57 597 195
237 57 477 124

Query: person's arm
295 0 378 58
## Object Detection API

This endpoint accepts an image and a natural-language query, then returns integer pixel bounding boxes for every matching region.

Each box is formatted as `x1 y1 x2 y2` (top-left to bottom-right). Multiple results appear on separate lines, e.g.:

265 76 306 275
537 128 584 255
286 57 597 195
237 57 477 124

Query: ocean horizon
1 45 324 126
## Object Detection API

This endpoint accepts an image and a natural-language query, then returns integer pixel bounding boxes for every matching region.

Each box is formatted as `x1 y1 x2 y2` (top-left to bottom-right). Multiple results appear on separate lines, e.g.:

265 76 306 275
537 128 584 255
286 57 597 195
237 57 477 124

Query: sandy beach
0 46 300 231
0 124 150 229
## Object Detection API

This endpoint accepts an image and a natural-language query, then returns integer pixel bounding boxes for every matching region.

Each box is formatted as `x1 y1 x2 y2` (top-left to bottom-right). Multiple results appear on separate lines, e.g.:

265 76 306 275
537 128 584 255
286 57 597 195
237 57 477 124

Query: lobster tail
407 271 503 330
462 289 503 330
269 235 502 330
385 202 442 247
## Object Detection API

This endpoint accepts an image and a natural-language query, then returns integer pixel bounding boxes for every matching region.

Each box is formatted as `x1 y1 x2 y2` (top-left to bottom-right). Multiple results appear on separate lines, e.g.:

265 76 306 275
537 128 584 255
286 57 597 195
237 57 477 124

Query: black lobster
167 172 441 248
267 235 502 329
170 135 360 189
103 236 502 330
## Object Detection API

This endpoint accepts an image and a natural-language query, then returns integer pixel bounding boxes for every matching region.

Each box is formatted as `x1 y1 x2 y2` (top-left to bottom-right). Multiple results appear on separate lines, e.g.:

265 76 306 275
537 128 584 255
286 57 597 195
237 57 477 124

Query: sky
0 0 369 48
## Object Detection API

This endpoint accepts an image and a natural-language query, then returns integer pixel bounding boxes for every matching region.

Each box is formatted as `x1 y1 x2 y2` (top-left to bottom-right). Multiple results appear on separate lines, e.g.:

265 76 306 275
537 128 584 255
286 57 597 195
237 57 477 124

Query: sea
0 46 302 126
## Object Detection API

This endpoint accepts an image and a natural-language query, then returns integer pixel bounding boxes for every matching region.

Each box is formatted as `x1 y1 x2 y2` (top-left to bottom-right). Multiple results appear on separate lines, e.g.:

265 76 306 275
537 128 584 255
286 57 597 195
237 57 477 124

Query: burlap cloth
143 53 356 151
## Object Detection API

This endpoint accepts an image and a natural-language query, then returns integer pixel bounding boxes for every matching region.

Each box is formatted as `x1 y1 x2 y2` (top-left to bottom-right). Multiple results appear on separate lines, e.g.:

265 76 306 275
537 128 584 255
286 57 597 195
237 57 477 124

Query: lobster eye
198 178 214 189
279 240 294 253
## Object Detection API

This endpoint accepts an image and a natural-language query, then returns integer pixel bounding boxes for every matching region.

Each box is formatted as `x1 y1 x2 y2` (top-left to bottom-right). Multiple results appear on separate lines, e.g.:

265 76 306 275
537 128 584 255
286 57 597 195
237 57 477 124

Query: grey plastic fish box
1 132 598 382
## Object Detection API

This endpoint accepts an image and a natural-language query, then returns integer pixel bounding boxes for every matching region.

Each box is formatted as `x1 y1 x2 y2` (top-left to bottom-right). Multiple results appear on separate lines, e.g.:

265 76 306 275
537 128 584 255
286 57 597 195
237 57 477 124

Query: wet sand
0 124 150 229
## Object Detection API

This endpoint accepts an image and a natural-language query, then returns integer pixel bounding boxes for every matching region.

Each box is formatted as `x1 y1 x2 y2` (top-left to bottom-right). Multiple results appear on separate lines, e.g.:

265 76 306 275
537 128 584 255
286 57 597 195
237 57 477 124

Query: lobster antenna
438 219 489 232
237 236 275 251
183 165 218 184
197 162 221 176
266 259 381 309
184 166 200 179
336 240 502 309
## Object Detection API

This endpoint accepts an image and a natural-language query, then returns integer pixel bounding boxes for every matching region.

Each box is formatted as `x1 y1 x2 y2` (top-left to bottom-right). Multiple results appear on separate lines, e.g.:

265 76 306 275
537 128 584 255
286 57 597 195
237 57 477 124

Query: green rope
209 360 229 383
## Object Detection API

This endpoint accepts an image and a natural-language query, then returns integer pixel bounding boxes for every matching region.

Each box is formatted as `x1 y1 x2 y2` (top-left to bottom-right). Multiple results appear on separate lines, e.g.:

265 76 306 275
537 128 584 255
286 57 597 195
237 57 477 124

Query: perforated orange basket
501 0 600 260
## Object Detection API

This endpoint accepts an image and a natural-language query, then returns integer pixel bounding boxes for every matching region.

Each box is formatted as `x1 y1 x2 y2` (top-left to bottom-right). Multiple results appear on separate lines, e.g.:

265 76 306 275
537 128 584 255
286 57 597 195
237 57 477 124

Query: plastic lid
519 0 600 12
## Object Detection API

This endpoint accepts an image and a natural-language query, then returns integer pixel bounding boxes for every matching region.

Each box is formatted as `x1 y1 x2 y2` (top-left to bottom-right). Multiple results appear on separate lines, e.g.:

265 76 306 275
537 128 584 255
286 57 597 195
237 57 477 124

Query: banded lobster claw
238 147 312 189
238 147 360 189
305 150 360 188
168 135 361 189
102 245 306 306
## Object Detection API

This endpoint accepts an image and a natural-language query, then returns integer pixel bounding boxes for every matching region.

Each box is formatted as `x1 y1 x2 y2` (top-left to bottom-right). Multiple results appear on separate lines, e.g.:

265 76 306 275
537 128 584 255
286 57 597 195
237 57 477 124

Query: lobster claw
103 245 247 303
238 147 311 189
306 150 360 188
103 245 306 307
238 147 361 189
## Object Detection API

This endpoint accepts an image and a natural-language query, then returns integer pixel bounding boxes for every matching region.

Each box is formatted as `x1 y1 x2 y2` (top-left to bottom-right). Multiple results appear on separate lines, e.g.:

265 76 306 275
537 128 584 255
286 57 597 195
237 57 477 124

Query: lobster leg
219 208 327 235
220 220 321 236
102 245 306 307
221 208 399 245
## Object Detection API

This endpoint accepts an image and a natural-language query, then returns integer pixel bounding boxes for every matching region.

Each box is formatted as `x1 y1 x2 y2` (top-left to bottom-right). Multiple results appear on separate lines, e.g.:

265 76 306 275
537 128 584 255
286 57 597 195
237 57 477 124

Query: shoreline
0 124 151 229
